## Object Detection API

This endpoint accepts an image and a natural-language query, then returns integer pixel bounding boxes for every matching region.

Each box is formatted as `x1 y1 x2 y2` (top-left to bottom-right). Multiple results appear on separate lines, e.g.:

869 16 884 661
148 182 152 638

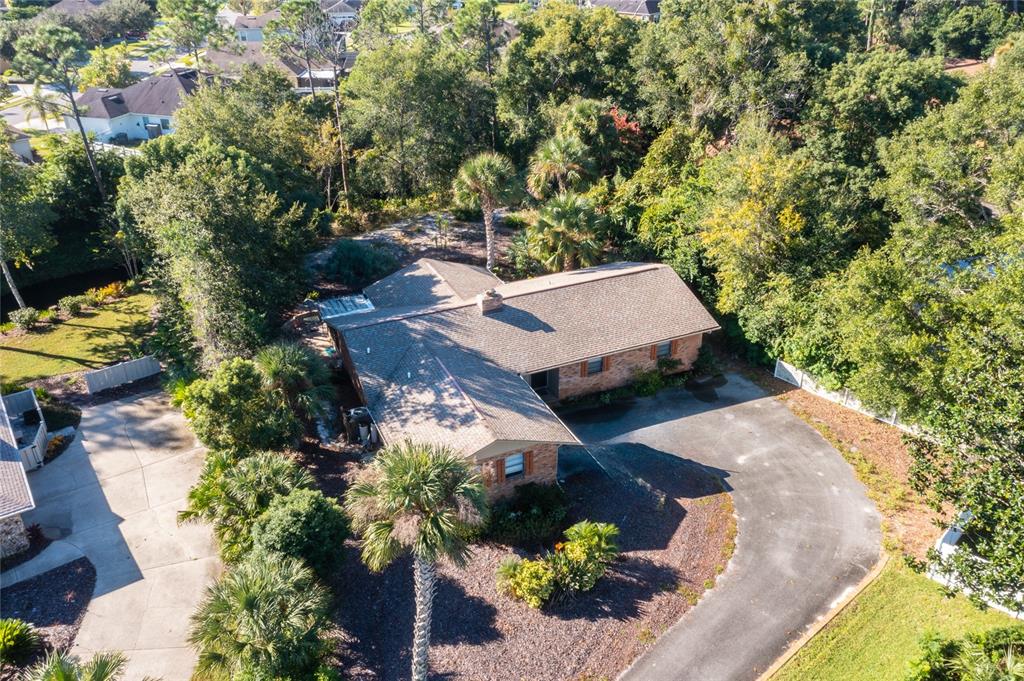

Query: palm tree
253 342 333 420
527 193 604 272
23 82 61 131
178 450 315 562
526 135 590 199
189 551 331 680
21 651 128 681
948 641 1024 680
452 152 515 271
345 441 487 681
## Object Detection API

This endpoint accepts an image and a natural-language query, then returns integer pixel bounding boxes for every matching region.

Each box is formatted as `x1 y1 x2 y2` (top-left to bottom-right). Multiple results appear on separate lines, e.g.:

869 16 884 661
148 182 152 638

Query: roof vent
477 288 503 314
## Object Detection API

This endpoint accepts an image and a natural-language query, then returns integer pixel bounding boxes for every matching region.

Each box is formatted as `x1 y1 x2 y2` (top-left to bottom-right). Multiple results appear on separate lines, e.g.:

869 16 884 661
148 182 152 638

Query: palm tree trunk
411 557 436 681
482 198 496 271
64 74 107 200
563 252 576 272
1 260 27 309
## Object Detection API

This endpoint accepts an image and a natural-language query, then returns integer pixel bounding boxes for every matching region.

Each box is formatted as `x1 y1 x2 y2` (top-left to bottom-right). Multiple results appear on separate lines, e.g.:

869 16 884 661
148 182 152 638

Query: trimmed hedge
252 488 350 578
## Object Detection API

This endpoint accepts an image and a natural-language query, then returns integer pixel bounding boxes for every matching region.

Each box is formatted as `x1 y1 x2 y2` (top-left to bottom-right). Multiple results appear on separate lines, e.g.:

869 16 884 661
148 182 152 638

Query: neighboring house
218 0 361 42
46 0 107 17
207 44 355 93
0 391 46 559
5 124 33 162
321 259 720 498
65 69 200 142
588 0 660 21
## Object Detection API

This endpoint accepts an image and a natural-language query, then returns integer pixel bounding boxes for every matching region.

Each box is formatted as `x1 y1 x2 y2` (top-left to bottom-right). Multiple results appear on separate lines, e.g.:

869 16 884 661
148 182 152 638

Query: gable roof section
331 261 719 457
48 0 105 15
77 70 200 120
0 399 34 520
364 258 502 309
590 0 659 17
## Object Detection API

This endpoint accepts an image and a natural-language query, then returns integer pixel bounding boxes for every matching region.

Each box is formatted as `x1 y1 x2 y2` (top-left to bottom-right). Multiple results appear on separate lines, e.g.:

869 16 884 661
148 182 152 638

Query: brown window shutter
602 356 611 371
650 345 657 360
494 458 505 483
524 451 534 475
580 361 588 377
670 339 679 355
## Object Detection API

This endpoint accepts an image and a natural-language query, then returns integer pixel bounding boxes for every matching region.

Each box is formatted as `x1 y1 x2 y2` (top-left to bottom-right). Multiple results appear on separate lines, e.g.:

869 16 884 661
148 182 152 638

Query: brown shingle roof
331 261 719 457
0 399 35 520
76 70 200 120
364 258 501 309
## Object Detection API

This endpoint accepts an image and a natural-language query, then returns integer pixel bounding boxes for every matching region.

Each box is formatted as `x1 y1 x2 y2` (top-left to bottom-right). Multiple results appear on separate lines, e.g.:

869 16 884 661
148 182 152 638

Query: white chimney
477 289 503 314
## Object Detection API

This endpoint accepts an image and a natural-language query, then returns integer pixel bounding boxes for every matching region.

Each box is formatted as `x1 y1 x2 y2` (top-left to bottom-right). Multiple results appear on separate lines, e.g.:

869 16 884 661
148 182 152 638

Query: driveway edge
758 553 891 681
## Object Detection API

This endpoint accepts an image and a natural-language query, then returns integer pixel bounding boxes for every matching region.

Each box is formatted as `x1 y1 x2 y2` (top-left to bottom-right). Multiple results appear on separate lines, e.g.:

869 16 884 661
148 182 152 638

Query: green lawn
773 560 1014 681
0 293 155 384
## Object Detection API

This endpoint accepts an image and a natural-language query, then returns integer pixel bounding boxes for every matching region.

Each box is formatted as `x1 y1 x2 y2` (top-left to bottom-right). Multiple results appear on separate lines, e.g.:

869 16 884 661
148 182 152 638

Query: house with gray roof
322 259 719 497
588 0 660 21
64 69 200 143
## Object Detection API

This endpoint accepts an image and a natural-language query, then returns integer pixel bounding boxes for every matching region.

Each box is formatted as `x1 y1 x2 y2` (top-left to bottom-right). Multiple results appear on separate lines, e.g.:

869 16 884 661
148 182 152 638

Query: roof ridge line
338 262 667 331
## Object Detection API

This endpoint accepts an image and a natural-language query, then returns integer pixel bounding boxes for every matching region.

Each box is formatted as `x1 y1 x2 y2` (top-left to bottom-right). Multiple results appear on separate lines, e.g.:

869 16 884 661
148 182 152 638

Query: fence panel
2 389 38 416
773 360 803 387
84 356 162 394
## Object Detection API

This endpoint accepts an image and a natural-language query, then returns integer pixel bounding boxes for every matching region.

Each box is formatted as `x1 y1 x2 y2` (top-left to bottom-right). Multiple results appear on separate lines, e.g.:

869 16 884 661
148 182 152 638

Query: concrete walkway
562 373 881 681
1 392 218 680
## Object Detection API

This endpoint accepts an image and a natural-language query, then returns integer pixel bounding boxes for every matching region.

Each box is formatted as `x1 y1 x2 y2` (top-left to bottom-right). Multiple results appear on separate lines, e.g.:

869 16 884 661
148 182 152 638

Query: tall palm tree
253 342 333 420
527 193 604 272
345 441 487 681
178 450 315 562
453 152 515 271
189 551 331 680
21 651 128 681
23 82 61 131
526 135 590 199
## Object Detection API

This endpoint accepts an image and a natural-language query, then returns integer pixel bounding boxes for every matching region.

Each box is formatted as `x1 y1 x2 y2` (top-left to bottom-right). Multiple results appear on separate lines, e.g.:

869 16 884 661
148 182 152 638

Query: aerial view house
45 0 106 18
218 0 362 41
588 0 660 21
321 259 719 497
66 69 200 142
207 44 355 93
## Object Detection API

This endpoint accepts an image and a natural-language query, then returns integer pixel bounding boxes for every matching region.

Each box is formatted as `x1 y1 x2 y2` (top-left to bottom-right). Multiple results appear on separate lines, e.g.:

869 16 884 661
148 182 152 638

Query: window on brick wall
586 357 604 375
504 452 524 478
656 341 672 359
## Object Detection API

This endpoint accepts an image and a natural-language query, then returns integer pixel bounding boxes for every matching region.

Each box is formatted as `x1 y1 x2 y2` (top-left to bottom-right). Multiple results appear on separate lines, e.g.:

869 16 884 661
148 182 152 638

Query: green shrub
485 483 569 547
166 374 196 407
0 618 41 666
123 279 142 294
252 488 350 578
9 307 40 331
57 295 90 317
693 345 721 377
38 309 57 323
0 322 14 335
905 625 1024 681
322 239 399 288
497 557 556 608
633 368 665 396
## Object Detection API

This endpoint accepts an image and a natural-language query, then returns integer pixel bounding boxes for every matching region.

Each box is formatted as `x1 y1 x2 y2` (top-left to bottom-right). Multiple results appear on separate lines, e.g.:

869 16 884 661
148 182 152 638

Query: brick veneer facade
556 334 703 401
478 443 558 499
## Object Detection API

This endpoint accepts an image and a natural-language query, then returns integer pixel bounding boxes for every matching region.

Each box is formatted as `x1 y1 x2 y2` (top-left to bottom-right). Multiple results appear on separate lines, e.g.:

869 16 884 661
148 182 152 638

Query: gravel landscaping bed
327 446 736 681
0 557 96 676
0 525 52 572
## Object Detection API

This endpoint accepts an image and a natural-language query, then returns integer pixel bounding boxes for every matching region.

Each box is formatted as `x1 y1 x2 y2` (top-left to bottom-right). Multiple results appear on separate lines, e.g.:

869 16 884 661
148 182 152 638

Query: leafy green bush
496 520 620 608
485 483 569 547
497 557 557 608
692 345 721 377
182 358 301 452
0 618 40 666
252 488 350 578
37 309 57 323
57 295 91 317
905 625 1024 681
9 307 40 331
633 368 665 396
0 322 14 335
322 239 399 288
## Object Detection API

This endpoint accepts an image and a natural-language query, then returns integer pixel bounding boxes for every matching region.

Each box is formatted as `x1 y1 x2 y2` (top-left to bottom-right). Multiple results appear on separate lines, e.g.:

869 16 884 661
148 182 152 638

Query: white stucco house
64 70 200 143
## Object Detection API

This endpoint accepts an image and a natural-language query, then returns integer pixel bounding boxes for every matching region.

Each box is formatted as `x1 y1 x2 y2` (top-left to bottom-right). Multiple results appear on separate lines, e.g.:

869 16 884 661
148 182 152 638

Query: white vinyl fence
773 359 922 436
84 356 162 394
2 389 47 470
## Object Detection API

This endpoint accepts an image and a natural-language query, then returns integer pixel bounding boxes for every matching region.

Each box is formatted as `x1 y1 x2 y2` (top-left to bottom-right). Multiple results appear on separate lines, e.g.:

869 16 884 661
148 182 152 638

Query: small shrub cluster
322 239 399 288
38 309 57 323
252 488 350 578
0 618 41 666
9 307 40 331
906 625 1024 681
497 521 620 608
485 483 569 547
633 368 665 396
86 281 126 305
57 295 91 317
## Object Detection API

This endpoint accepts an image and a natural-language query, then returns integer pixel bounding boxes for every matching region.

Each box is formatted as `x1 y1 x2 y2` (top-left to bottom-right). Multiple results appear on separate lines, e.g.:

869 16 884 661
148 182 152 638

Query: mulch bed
317 445 735 681
0 557 96 678
0 525 52 573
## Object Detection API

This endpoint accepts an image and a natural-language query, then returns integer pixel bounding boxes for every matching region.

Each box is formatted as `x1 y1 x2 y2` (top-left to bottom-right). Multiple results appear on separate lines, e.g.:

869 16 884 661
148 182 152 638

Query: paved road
4 392 217 680
562 372 881 681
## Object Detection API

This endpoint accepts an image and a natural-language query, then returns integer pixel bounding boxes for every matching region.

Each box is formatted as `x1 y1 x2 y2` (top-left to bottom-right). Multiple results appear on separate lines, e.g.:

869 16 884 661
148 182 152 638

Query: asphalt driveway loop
562 371 881 681
5 391 218 680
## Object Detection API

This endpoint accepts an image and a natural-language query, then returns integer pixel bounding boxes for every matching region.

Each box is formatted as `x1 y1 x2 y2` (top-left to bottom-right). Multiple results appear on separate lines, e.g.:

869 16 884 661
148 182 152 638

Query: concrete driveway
562 372 880 681
4 392 218 680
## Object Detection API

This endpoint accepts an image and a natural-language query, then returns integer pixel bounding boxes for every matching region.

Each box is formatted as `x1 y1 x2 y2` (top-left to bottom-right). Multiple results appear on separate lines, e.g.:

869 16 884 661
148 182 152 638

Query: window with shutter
495 458 505 483
524 451 534 475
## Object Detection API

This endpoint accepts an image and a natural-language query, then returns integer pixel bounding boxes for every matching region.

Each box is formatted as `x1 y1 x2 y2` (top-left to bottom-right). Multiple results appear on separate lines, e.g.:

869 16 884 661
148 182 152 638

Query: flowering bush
496 521 620 608
9 307 40 331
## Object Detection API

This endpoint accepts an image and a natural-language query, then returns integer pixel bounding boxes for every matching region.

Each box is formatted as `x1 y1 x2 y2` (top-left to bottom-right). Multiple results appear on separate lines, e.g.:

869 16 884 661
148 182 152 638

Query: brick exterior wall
478 443 558 500
557 334 703 401
0 514 29 558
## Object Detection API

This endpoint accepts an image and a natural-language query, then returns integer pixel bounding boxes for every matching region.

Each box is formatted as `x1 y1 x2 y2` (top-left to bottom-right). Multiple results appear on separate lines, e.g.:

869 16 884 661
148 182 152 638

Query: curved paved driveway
563 372 880 681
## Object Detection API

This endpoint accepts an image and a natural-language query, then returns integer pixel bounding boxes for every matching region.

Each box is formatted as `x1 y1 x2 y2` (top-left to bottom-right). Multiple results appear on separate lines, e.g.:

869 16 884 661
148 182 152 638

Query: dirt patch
326 447 736 681
733 360 942 560
0 557 96 677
